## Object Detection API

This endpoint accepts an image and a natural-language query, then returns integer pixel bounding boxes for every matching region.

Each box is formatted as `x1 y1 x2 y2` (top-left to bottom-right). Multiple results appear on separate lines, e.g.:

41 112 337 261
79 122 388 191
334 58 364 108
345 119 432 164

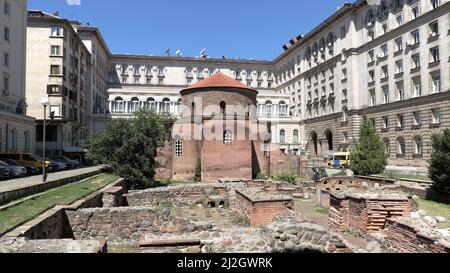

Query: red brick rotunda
156 73 272 183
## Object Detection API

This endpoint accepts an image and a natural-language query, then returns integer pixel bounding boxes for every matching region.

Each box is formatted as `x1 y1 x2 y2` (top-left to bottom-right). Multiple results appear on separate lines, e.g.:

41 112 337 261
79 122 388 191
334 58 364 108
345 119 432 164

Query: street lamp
41 98 49 183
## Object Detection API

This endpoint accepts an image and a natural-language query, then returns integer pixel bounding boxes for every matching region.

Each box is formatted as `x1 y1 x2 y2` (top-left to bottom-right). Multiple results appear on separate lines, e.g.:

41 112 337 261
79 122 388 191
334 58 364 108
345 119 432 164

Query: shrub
350 113 387 176
255 172 269 180
275 172 298 184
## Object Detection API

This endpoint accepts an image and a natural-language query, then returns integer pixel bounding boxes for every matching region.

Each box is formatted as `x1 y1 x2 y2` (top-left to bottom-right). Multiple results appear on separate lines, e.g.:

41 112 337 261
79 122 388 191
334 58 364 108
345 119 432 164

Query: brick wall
235 189 294 228
329 195 349 232
385 218 450 253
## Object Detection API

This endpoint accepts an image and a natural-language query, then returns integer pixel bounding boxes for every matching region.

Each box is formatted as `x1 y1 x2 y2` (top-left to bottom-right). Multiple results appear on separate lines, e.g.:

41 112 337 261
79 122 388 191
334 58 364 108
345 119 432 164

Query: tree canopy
85 110 170 189
428 129 450 200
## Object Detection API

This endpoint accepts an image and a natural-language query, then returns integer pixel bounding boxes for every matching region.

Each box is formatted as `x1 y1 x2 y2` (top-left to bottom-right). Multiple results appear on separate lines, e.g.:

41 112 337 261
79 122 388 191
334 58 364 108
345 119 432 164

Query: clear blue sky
28 0 346 60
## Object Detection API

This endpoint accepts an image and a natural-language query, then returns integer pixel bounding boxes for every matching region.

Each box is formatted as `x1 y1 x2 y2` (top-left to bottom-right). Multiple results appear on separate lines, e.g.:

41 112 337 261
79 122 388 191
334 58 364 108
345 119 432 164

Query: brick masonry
385 217 450 253
235 188 294 228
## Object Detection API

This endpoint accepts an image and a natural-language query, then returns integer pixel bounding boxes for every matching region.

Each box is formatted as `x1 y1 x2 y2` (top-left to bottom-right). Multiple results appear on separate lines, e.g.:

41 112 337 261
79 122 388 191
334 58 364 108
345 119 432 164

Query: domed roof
181 72 257 93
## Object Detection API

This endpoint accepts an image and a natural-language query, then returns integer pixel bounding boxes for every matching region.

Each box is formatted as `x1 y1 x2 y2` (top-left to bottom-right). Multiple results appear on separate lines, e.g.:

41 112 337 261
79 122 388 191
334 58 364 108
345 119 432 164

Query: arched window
366 9 375 27
145 97 156 111
379 1 389 19
220 101 226 115
177 98 182 115
160 98 171 114
319 38 326 52
280 130 286 145
414 137 422 155
174 136 182 157
264 101 273 118
293 130 299 144
384 138 390 156
129 97 140 113
112 97 124 113
305 47 311 60
279 101 287 117
191 102 196 118
327 32 335 48
264 139 270 158
312 42 318 57
224 130 233 145
398 138 405 155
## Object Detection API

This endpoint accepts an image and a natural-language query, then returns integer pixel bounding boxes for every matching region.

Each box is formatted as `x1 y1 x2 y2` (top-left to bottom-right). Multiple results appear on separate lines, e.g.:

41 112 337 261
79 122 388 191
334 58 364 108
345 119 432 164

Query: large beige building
27 0 450 169
0 0 35 154
72 23 111 138
274 0 450 169
26 10 90 160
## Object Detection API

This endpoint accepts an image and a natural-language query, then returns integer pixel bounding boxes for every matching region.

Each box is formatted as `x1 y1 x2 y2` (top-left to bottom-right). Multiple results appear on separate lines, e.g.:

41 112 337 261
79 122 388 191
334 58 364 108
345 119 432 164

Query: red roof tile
181 72 257 93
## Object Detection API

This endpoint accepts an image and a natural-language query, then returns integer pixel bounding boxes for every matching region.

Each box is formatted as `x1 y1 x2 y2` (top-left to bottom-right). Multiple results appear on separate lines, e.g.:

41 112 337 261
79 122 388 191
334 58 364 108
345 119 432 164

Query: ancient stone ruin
0 175 449 253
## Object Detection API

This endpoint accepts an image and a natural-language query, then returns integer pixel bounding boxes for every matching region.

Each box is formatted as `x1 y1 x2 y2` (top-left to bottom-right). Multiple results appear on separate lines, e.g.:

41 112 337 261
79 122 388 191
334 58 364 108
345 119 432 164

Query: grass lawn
0 173 118 235
377 171 431 182
417 198 450 227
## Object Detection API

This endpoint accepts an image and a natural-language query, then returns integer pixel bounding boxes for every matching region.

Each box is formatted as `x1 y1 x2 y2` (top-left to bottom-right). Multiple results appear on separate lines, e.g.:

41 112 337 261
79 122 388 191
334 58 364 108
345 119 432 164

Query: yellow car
0 153 52 172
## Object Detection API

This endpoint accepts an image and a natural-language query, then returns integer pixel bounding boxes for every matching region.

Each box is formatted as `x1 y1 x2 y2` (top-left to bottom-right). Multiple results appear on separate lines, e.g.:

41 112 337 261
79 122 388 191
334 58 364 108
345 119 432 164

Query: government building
4 0 448 171
105 0 450 171
0 0 35 154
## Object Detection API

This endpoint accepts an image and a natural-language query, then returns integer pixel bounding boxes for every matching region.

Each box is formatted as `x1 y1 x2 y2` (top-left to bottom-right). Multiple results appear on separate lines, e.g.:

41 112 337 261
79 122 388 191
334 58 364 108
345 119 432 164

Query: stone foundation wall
385 218 450 253
124 184 219 207
319 176 396 192
0 238 107 253
102 187 125 207
125 183 247 209
260 220 353 253
66 207 210 242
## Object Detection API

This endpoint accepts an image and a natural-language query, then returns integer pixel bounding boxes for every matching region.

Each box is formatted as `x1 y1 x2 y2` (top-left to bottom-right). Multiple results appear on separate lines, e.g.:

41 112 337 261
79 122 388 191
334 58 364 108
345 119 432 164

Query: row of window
384 136 424 156
369 73 441 106
276 0 445 88
0 128 31 153
380 109 441 129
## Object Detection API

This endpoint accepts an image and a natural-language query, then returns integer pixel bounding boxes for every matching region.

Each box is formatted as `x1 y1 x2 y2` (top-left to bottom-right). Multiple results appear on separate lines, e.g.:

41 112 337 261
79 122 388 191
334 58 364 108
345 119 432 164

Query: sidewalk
0 166 104 206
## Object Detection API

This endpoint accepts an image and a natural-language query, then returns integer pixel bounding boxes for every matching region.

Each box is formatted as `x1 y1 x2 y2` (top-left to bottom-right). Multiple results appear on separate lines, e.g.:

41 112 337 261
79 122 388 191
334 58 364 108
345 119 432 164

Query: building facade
27 0 450 169
26 11 90 160
273 0 450 168
0 0 35 154
72 23 112 138
107 55 303 154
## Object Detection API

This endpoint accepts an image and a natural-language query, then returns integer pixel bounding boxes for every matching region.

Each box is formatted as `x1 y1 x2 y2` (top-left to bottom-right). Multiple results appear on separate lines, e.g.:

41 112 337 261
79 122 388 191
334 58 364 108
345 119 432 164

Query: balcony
427 33 439 43
428 60 440 69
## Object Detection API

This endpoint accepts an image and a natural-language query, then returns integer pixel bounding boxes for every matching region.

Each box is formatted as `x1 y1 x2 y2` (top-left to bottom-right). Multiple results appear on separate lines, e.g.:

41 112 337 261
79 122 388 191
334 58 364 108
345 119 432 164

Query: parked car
0 153 52 172
0 160 27 178
0 158 39 176
47 159 68 171
0 165 11 180
49 156 78 169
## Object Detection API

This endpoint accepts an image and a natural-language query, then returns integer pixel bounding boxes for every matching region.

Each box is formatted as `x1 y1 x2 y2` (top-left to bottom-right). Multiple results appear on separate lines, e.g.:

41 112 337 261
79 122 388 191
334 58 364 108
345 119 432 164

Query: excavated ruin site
0 176 449 253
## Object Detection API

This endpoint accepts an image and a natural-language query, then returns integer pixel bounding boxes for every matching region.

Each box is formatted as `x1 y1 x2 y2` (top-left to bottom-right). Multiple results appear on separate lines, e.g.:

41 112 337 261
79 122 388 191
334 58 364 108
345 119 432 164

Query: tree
428 129 450 201
85 110 169 189
350 114 387 176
